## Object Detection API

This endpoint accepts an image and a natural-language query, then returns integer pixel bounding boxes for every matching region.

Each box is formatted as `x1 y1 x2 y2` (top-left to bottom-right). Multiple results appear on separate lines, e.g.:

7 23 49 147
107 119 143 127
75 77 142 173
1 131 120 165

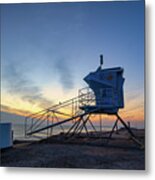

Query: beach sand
0 129 145 170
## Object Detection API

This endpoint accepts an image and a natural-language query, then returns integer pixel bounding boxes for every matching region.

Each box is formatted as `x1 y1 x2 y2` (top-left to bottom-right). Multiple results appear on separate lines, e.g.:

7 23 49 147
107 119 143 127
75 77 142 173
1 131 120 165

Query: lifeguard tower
25 55 142 147
79 55 124 114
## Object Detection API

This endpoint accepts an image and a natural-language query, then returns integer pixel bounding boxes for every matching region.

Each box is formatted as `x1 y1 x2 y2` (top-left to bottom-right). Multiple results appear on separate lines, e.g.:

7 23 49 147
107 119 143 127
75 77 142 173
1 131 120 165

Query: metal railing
78 87 95 107
25 87 95 138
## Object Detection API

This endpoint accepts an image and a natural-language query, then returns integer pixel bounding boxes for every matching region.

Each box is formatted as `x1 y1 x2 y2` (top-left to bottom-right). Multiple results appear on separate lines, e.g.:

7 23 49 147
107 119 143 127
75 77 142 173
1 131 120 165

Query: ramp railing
25 87 95 138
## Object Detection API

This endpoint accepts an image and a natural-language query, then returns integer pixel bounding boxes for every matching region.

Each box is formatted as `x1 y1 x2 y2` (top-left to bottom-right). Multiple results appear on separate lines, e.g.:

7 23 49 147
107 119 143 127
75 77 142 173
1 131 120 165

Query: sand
0 129 145 170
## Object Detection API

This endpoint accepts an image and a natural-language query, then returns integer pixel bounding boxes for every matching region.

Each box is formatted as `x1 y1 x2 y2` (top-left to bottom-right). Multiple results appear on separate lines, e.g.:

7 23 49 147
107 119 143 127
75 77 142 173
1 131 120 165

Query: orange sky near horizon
1 85 144 123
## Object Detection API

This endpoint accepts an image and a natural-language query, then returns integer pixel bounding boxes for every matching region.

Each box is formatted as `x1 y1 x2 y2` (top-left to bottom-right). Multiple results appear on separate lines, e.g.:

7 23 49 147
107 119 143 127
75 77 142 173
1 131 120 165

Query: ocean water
1 111 145 141
12 124 25 140
12 123 113 141
1 120 116 141
1 111 113 140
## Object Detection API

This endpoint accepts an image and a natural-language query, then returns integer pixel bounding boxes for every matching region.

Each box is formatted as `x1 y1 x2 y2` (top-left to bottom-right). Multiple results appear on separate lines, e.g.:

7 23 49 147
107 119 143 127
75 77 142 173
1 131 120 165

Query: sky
1 1 145 124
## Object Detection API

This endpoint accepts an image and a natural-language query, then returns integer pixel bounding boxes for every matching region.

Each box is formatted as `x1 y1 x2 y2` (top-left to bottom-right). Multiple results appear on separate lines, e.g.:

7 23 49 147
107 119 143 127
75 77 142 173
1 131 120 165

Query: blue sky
1 1 145 121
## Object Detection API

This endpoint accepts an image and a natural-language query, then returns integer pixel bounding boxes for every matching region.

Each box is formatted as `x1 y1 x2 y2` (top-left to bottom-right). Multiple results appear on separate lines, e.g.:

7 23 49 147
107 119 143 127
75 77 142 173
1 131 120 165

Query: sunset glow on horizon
1 1 144 126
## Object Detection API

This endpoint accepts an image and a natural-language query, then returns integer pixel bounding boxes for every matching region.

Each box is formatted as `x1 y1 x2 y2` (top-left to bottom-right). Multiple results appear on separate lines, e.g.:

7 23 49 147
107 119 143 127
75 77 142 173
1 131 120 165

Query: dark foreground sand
0 129 145 170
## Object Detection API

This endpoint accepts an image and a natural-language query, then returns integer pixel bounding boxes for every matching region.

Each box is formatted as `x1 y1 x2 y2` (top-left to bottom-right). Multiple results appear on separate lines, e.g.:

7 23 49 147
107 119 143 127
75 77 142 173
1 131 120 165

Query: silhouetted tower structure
25 55 143 147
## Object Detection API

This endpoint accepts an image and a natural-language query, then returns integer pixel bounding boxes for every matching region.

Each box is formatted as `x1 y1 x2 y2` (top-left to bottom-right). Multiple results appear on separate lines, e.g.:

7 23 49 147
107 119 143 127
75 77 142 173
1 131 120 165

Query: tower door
96 88 115 107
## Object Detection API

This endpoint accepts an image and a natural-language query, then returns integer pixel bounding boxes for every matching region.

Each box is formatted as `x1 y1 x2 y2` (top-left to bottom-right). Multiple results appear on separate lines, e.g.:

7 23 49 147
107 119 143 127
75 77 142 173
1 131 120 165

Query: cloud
1 104 31 116
2 63 53 109
22 94 53 109
54 58 74 91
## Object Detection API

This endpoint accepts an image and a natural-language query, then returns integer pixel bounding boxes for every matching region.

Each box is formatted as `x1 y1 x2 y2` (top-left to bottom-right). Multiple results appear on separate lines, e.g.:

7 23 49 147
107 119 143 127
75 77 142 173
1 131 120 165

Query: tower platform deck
79 105 118 114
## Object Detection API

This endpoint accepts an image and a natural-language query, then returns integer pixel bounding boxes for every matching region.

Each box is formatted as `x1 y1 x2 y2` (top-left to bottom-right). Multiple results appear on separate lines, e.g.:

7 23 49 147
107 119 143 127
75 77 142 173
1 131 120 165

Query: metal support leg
88 119 98 137
65 118 81 137
116 114 144 148
81 116 89 136
77 115 90 136
68 116 83 137
109 119 118 139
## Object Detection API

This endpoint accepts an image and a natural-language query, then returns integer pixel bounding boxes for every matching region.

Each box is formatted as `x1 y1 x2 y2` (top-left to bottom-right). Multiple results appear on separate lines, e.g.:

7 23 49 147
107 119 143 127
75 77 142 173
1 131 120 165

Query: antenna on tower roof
100 54 103 69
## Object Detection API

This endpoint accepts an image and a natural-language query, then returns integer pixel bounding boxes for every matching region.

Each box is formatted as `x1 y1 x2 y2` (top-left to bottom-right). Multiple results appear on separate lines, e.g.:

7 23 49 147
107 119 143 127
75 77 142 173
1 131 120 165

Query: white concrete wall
0 123 13 149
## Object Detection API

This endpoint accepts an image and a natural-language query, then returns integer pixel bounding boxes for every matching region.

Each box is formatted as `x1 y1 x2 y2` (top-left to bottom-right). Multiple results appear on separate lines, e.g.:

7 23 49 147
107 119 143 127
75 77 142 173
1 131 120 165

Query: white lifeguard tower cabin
80 55 125 114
